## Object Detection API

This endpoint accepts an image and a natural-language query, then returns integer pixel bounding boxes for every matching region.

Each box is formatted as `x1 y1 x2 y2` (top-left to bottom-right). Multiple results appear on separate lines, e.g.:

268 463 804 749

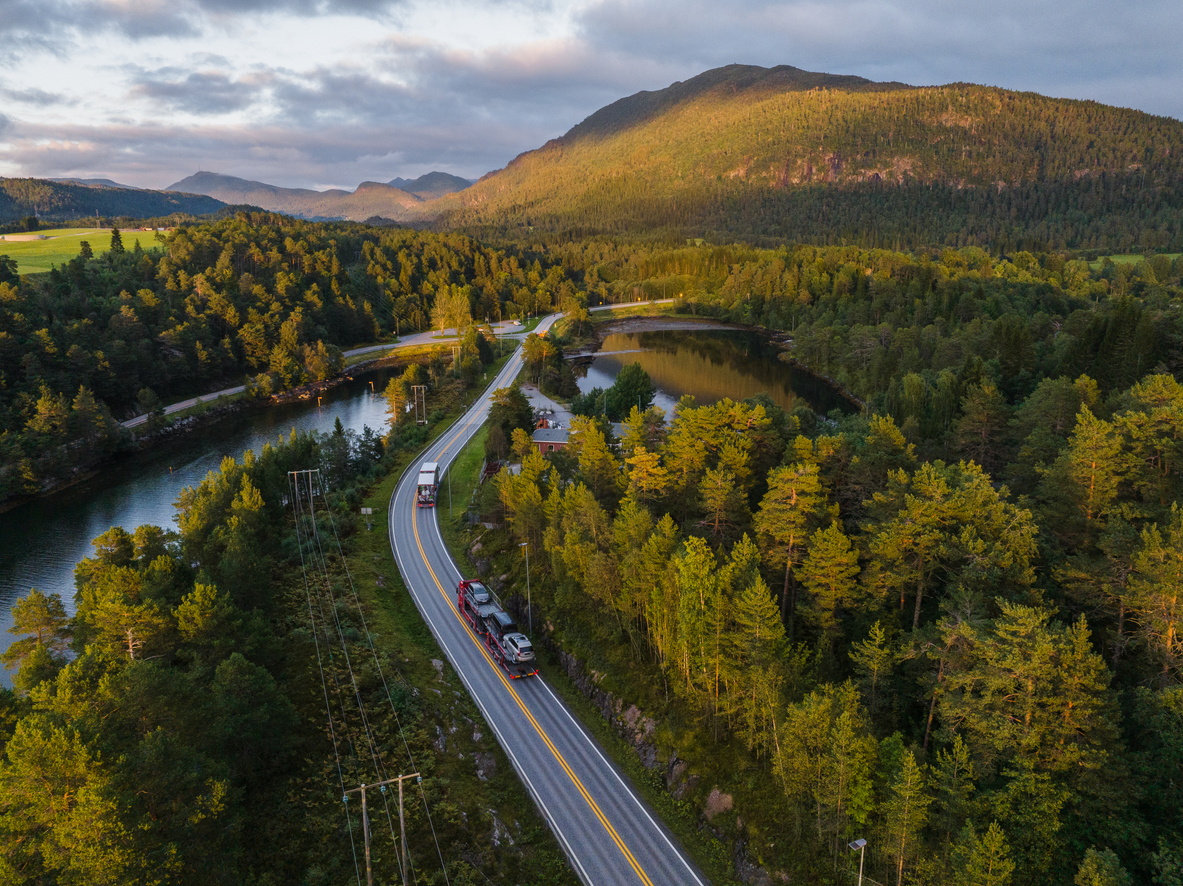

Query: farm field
0 227 124 274
1094 252 1182 267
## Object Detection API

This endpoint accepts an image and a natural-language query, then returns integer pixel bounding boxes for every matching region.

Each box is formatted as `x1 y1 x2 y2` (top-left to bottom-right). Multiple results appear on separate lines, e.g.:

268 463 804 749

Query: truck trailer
416 461 439 507
457 579 538 678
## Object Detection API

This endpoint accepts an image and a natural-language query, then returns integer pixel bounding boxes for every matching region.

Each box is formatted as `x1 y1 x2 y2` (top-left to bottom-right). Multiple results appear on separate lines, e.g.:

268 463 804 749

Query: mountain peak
561 64 909 143
387 171 471 200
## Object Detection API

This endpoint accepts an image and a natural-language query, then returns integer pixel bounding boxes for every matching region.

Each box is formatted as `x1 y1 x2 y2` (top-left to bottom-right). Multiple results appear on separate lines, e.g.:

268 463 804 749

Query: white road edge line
388 339 599 886
422 318 704 885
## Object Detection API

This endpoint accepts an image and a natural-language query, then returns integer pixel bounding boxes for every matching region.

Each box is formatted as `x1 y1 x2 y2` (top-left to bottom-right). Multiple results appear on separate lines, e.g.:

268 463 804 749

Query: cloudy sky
1 0 1181 191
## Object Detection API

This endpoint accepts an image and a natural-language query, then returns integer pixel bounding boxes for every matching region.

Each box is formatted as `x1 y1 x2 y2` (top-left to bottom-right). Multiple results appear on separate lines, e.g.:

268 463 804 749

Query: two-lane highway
388 318 706 886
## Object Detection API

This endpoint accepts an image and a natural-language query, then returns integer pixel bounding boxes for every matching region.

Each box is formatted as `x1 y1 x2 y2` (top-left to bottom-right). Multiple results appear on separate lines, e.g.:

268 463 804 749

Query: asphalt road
122 304 676 429
387 315 706 886
121 321 532 429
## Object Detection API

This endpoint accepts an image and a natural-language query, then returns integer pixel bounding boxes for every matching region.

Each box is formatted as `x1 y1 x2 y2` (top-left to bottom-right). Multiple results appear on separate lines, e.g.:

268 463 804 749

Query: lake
577 323 854 418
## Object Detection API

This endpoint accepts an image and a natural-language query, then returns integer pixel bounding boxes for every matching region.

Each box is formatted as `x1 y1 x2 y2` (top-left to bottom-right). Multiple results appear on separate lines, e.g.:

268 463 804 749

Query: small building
533 426 569 454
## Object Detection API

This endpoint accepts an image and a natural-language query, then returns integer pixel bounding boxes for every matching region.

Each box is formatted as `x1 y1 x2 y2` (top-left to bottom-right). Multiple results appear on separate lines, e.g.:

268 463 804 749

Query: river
0 369 401 680
1 326 849 682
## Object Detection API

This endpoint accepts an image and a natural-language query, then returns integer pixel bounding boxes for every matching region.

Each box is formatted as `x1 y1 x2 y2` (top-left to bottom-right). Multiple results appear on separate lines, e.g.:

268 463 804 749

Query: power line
293 468 456 886
288 471 363 886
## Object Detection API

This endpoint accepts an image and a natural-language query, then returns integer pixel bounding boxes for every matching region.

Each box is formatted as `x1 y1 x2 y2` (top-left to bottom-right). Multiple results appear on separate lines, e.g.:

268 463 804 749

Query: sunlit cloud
0 0 1179 189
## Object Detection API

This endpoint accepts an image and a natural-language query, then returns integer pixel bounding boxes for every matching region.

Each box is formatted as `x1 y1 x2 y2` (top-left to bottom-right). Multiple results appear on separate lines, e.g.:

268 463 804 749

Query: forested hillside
482 241 1183 883
0 178 225 224
422 64 1183 250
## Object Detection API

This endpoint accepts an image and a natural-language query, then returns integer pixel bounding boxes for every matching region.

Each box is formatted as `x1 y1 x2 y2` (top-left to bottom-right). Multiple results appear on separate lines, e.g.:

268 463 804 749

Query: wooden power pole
411 385 427 425
346 772 421 886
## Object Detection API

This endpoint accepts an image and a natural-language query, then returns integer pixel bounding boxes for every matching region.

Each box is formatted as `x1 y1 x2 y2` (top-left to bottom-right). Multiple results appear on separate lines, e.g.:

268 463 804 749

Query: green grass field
0 227 144 274
1092 252 1181 269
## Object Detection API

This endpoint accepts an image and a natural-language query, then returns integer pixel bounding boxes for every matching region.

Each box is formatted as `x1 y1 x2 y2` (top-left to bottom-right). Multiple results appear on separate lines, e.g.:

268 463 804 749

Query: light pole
848 839 866 886
519 541 531 636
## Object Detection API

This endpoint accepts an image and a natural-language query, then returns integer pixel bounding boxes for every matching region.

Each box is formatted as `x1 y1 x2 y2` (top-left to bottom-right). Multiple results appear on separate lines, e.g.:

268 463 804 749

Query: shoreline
0 349 421 515
570 313 864 413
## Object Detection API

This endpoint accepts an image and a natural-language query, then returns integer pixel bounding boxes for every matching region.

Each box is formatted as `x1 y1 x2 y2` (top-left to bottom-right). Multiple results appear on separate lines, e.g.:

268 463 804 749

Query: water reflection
578 328 852 418
0 370 399 677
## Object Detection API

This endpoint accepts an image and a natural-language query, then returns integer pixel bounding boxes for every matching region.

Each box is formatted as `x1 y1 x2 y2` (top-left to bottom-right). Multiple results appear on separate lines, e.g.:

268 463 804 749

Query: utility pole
346 772 421 886
520 541 531 635
411 385 427 425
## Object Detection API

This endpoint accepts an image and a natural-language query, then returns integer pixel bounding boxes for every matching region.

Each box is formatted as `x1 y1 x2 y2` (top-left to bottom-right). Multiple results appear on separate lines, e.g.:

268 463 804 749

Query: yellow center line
407 359 655 886
411 515 653 886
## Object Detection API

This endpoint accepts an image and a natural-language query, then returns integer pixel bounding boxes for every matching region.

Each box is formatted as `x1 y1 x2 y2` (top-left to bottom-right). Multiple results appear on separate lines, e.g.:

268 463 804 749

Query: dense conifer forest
0 214 582 503
422 65 1183 251
2 211 1183 883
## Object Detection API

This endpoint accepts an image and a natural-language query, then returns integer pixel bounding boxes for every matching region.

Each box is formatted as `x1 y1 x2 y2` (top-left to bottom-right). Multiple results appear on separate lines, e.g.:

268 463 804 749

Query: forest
2 213 1182 883
0 329 576 884
489 376 1183 886
476 240 1183 884
0 213 584 504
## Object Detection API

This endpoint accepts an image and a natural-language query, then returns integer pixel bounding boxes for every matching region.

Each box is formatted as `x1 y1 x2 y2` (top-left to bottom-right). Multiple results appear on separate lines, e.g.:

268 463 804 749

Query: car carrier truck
416 461 438 507
457 579 538 678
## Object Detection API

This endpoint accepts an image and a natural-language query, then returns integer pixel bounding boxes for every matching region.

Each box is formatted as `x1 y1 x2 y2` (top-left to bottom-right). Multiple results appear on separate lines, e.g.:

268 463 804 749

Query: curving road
387 315 706 886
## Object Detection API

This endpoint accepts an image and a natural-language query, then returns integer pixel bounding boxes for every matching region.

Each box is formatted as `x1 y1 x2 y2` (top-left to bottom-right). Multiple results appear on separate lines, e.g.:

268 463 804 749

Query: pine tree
1125 504 1183 682
850 621 895 715
799 522 860 644
952 821 1015 886
882 750 931 886
730 575 786 757
754 462 824 635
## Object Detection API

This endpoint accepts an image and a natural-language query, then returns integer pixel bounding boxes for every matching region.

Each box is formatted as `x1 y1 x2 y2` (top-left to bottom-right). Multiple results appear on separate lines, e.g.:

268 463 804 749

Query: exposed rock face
557 651 661 770
554 647 777 885
474 752 496 781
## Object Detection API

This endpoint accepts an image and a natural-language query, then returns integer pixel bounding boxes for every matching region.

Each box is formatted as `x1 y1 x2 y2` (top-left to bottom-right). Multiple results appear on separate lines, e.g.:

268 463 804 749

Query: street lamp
519 541 531 636
848 839 866 886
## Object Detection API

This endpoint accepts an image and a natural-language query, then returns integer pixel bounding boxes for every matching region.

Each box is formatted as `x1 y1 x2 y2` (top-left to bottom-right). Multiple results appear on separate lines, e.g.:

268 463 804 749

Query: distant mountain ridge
52 178 142 191
165 171 420 220
414 63 1183 250
388 172 471 199
167 170 470 221
0 177 224 224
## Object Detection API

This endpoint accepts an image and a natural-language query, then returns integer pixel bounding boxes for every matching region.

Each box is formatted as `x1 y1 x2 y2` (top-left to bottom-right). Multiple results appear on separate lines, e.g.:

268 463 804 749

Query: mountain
387 172 471 200
416 64 1183 250
0 177 225 224
52 178 142 190
167 171 423 220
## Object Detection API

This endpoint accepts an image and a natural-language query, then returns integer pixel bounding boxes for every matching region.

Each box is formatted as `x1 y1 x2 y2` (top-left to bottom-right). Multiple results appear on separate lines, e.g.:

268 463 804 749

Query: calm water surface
2 329 849 682
579 327 853 417
0 370 400 680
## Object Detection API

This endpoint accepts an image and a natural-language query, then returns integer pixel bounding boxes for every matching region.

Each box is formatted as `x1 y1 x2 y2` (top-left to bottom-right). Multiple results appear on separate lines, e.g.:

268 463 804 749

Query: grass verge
337 367 578 885
433 418 742 886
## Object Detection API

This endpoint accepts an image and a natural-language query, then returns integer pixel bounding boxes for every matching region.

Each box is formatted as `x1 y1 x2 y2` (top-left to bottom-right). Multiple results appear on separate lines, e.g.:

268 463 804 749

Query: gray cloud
130 68 265 114
3 0 1181 191
0 85 74 107
0 0 407 48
